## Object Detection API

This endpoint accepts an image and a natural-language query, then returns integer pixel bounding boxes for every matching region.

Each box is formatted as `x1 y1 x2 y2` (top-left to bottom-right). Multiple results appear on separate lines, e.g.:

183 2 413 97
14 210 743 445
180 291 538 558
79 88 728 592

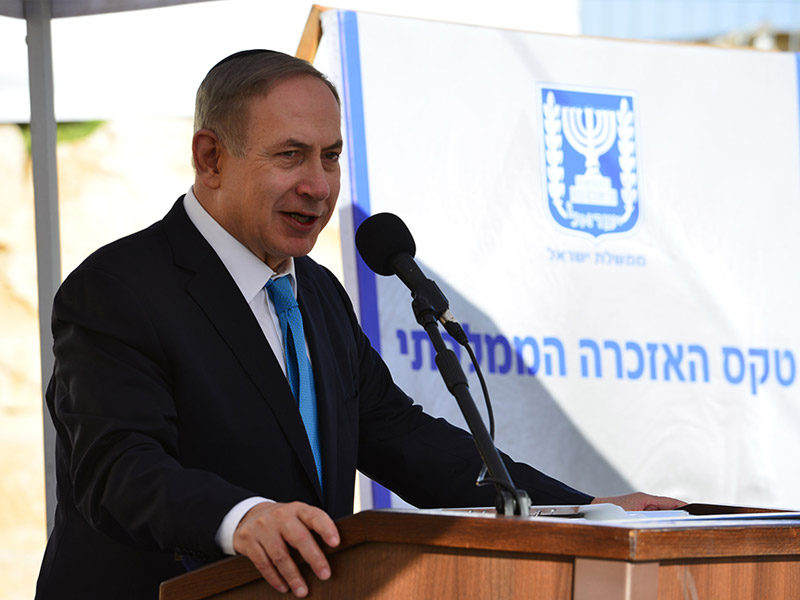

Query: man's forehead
247 81 339 117
260 74 339 106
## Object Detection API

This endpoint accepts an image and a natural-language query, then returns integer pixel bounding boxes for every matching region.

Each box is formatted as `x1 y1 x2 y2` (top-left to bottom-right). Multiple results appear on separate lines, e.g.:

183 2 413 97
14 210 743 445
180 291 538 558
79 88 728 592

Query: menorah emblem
539 86 640 240
562 105 619 208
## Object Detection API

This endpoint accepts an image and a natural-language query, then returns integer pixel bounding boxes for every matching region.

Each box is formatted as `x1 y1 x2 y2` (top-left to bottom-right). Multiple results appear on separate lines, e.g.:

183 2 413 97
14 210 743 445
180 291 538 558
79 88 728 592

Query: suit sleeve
49 264 253 560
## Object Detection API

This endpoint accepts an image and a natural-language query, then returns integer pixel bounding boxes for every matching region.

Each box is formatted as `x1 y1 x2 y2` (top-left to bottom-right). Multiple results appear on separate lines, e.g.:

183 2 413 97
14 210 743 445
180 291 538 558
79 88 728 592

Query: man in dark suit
34 50 680 599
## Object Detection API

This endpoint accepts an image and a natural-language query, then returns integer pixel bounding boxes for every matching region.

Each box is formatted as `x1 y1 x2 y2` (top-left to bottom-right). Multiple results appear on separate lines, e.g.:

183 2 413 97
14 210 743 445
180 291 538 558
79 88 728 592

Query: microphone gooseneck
354 212 530 517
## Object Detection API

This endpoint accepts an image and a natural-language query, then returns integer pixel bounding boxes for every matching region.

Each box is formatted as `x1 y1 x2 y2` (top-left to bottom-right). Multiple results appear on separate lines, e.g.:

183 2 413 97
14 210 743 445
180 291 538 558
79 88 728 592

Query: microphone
355 213 467 345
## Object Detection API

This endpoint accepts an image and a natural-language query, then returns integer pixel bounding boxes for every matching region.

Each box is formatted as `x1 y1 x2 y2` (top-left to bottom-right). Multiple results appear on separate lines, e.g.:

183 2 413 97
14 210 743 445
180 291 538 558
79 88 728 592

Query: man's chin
265 241 319 269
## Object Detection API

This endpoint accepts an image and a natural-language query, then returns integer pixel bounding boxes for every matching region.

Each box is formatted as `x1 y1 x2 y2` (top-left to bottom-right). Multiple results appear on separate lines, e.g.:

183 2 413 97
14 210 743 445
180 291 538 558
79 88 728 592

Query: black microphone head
355 212 416 276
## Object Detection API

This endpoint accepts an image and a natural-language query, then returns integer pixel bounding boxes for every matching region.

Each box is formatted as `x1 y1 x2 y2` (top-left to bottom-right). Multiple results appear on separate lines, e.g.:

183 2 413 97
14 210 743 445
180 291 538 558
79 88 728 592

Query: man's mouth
288 212 316 224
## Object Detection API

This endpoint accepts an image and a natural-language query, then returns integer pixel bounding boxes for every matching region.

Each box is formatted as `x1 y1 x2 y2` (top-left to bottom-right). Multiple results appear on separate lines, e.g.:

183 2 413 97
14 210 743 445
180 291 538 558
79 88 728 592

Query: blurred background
1 1 798 598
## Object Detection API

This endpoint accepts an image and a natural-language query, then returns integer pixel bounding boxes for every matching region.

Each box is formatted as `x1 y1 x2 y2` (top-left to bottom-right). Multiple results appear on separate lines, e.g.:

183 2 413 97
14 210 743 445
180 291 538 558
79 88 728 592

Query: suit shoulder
69 220 169 278
65 197 203 284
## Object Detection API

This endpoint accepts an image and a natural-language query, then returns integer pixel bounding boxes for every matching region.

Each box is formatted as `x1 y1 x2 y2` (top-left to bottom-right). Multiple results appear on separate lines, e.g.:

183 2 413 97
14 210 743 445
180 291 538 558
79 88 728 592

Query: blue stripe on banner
338 11 380 355
797 53 800 178
337 10 392 510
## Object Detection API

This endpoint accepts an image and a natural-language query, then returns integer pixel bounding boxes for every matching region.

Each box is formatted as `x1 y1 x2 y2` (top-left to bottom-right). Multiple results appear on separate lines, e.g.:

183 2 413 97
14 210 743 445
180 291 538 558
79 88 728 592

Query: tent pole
25 0 60 534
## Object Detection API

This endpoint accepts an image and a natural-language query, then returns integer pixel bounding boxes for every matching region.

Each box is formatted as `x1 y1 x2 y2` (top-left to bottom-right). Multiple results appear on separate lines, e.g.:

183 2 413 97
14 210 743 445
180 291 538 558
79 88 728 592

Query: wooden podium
160 507 800 600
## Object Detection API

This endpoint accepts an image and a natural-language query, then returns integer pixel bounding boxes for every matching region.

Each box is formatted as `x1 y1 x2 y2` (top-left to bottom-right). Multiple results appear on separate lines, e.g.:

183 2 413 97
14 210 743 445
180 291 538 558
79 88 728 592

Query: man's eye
279 150 298 158
324 152 341 161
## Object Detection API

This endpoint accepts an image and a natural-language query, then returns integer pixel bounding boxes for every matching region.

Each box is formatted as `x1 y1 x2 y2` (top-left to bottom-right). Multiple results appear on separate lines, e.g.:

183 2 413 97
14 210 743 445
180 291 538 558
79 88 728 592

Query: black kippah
209 49 285 72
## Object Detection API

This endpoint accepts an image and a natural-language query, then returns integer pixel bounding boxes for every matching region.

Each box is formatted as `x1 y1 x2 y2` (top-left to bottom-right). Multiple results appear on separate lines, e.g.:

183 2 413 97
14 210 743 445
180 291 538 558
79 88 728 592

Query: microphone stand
410 295 531 517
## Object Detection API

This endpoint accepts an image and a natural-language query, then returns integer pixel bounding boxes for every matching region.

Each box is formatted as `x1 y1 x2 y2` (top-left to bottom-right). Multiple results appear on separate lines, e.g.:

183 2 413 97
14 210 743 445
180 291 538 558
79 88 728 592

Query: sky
0 0 579 123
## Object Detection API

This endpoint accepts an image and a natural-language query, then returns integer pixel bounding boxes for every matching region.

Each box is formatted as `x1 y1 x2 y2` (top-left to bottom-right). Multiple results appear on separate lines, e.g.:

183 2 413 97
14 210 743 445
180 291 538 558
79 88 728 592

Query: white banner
320 9 800 509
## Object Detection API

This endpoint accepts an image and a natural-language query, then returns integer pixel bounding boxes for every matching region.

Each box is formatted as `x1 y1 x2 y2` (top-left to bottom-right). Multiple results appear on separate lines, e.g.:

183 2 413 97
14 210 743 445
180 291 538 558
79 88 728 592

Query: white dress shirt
183 187 295 556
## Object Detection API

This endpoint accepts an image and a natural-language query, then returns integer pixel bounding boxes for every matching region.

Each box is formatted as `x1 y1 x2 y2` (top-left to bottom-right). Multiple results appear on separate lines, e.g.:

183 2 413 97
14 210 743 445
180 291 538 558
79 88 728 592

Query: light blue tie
265 276 322 489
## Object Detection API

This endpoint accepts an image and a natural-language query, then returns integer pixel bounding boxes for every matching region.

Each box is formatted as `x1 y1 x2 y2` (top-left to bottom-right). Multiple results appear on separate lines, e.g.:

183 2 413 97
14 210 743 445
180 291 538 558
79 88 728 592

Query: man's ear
192 129 224 189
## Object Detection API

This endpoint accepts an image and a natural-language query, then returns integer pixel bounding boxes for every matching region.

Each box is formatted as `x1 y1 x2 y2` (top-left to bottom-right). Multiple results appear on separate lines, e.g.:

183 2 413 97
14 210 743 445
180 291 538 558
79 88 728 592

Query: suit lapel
161 199 324 502
296 273 340 509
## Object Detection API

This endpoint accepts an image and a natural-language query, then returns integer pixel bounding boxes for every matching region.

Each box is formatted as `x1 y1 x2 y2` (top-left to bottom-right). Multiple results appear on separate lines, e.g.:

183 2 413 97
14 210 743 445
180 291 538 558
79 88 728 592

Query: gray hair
194 49 340 157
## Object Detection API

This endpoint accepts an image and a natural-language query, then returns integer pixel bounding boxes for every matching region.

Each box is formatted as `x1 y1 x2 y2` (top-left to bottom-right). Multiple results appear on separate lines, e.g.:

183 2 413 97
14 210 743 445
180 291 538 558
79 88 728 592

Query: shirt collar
182 186 297 302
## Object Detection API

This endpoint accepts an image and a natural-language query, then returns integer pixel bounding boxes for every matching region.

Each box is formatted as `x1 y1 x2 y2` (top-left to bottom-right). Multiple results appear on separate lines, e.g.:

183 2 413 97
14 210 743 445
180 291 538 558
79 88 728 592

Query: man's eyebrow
274 138 343 151
278 138 311 150
325 139 344 151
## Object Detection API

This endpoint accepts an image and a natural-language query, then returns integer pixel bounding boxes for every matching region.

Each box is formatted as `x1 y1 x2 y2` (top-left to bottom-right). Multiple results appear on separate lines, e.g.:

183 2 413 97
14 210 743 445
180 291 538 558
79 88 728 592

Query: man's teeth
290 213 313 223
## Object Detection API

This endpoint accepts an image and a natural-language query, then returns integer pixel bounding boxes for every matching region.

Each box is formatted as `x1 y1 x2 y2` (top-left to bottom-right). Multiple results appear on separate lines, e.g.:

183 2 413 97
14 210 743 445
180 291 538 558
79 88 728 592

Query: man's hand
592 492 685 511
233 501 340 598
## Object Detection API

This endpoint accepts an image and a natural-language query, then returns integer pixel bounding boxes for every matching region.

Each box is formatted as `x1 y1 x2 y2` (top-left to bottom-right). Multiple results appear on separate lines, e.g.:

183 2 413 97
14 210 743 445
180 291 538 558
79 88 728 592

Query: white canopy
0 0 210 18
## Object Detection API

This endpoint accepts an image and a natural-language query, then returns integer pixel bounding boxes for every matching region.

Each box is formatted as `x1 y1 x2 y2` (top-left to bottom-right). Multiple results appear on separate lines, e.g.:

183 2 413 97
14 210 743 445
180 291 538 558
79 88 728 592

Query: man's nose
297 160 331 201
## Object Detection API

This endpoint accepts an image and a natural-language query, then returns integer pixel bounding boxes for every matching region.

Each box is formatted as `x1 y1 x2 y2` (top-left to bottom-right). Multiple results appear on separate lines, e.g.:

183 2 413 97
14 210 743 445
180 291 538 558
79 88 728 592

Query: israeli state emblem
539 86 640 239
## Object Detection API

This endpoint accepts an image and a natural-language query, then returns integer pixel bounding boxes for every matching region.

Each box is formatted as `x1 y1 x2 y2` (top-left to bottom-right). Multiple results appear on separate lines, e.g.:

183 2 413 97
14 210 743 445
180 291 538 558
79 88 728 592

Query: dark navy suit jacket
35 198 591 598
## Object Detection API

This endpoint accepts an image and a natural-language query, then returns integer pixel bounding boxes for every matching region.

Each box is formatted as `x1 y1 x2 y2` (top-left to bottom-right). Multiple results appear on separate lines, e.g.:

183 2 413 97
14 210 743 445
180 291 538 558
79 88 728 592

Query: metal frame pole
25 0 60 533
